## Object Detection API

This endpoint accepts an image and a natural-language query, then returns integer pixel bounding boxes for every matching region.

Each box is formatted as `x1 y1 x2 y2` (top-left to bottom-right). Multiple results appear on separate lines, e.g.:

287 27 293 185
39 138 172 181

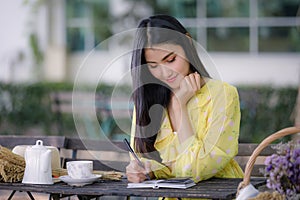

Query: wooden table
0 178 265 200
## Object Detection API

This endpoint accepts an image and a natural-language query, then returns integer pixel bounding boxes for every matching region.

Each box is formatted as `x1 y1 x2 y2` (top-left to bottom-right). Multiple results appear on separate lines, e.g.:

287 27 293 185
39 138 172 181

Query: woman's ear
185 32 193 44
185 32 192 38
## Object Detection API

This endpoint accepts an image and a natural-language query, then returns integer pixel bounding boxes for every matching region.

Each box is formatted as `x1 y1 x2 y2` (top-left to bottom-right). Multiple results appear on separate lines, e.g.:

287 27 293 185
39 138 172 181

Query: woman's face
144 43 190 91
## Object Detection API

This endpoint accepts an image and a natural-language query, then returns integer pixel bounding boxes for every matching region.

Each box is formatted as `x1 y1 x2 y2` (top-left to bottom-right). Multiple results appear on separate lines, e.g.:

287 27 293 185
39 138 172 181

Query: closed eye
166 56 176 63
148 64 158 69
146 52 176 68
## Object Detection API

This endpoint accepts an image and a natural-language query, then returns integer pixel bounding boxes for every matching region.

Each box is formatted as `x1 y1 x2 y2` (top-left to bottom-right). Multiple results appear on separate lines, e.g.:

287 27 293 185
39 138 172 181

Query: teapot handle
36 140 43 146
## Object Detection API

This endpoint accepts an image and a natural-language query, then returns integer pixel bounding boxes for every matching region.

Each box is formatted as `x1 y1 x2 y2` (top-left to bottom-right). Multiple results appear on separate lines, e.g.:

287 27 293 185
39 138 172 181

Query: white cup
236 184 259 200
66 161 93 179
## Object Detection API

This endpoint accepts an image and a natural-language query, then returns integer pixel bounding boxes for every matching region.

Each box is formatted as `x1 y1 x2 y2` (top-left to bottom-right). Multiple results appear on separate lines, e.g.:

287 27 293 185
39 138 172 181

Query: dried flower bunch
263 140 300 199
0 146 25 182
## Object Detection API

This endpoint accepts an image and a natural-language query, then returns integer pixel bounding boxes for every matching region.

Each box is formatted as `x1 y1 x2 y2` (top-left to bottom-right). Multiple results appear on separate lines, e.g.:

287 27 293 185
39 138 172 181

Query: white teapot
22 140 53 184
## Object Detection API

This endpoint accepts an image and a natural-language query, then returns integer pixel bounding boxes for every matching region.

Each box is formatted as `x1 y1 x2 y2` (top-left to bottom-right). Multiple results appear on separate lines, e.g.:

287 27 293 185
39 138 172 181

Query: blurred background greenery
0 0 299 143
0 82 297 143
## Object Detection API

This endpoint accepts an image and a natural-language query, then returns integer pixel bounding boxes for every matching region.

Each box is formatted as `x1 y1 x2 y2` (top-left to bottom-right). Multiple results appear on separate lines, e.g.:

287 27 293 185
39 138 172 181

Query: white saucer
59 174 102 186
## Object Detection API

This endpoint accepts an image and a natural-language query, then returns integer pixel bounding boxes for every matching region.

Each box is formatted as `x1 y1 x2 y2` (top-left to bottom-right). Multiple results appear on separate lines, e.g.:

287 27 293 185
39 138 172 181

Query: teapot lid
31 140 47 150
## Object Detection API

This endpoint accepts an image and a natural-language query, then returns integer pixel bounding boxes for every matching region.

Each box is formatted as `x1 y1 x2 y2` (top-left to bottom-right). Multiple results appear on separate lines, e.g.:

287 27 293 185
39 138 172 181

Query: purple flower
264 140 300 198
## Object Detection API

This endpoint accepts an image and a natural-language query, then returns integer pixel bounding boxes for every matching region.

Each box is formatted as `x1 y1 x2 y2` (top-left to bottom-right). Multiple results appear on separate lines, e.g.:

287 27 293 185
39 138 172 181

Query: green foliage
0 82 298 143
238 86 297 143
0 83 50 134
0 82 74 135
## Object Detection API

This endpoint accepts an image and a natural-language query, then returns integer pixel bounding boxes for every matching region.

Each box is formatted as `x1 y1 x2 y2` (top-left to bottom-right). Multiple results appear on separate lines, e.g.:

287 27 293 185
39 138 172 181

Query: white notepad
127 177 196 189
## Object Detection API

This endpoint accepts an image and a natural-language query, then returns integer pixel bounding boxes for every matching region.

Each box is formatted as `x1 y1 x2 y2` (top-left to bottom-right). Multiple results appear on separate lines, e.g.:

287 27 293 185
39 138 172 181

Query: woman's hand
170 72 201 142
175 72 201 106
126 160 152 183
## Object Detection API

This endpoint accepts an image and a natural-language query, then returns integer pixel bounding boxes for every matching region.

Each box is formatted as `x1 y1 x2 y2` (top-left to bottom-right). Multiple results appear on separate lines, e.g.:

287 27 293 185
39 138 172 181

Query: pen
123 138 151 180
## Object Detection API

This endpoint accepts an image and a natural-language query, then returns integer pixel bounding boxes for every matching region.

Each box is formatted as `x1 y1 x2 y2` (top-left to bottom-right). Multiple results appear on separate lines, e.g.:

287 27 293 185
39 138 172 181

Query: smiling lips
166 75 177 83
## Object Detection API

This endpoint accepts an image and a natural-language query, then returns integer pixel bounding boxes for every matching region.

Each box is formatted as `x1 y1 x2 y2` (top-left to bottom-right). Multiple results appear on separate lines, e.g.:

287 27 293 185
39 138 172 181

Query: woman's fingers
127 172 147 183
184 72 201 92
126 160 149 183
126 160 142 173
194 72 201 89
187 75 197 91
175 72 202 106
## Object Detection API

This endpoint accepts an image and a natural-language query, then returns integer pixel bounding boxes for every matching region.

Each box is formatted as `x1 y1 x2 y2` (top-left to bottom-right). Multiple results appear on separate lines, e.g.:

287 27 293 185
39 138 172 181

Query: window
258 0 299 17
207 0 249 18
65 0 300 53
66 0 112 52
151 0 300 52
207 27 249 52
144 0 197 18
259 27 300 52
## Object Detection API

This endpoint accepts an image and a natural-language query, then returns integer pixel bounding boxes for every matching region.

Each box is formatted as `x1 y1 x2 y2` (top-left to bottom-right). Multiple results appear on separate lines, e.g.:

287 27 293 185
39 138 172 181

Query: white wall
67 52 300 88
67 51 132 86
43 0 66 82
0 0 32 82
211 53 300 87
0 0 51 83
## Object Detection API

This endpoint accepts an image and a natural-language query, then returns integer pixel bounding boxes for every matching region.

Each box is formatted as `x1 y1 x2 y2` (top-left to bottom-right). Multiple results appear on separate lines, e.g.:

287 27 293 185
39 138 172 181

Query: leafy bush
0 82 74 135
0 82 298 143
238 86 297 143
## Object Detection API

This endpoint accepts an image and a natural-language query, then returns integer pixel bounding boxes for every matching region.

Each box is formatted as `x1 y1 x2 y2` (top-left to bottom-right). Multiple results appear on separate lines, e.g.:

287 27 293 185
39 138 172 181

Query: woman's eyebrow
146 51 175 64
161 52 174 61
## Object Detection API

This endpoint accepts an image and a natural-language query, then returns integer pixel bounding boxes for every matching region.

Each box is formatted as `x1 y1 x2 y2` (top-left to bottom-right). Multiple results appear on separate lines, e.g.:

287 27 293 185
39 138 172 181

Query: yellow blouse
130 79 244 183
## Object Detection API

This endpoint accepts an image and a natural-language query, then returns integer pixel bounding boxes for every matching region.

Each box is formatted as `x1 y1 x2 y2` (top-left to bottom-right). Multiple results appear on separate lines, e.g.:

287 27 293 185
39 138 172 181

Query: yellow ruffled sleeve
173 81 242 182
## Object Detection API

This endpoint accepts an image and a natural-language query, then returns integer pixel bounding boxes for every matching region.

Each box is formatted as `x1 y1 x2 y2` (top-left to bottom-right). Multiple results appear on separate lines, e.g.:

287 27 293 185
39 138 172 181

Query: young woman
126 15 243 183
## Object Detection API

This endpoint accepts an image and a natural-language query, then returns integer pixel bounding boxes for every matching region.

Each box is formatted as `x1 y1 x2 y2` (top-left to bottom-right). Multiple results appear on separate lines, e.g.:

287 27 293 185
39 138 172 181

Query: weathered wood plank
0 178 266 199
63 138 129 171
238 143 277 156
65 137 127 152
0 135 66 149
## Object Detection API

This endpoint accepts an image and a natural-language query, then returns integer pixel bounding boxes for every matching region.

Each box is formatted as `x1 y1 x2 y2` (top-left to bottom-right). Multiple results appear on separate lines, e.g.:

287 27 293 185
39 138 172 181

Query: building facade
1 0 300 86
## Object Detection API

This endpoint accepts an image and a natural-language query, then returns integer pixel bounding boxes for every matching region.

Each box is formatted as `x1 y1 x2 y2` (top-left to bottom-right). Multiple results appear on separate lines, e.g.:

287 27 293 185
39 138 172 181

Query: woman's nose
160 65 172 77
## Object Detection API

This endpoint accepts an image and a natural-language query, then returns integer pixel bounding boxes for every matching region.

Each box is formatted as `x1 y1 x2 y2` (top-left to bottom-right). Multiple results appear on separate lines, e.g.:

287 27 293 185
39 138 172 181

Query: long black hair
131 15 210 161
